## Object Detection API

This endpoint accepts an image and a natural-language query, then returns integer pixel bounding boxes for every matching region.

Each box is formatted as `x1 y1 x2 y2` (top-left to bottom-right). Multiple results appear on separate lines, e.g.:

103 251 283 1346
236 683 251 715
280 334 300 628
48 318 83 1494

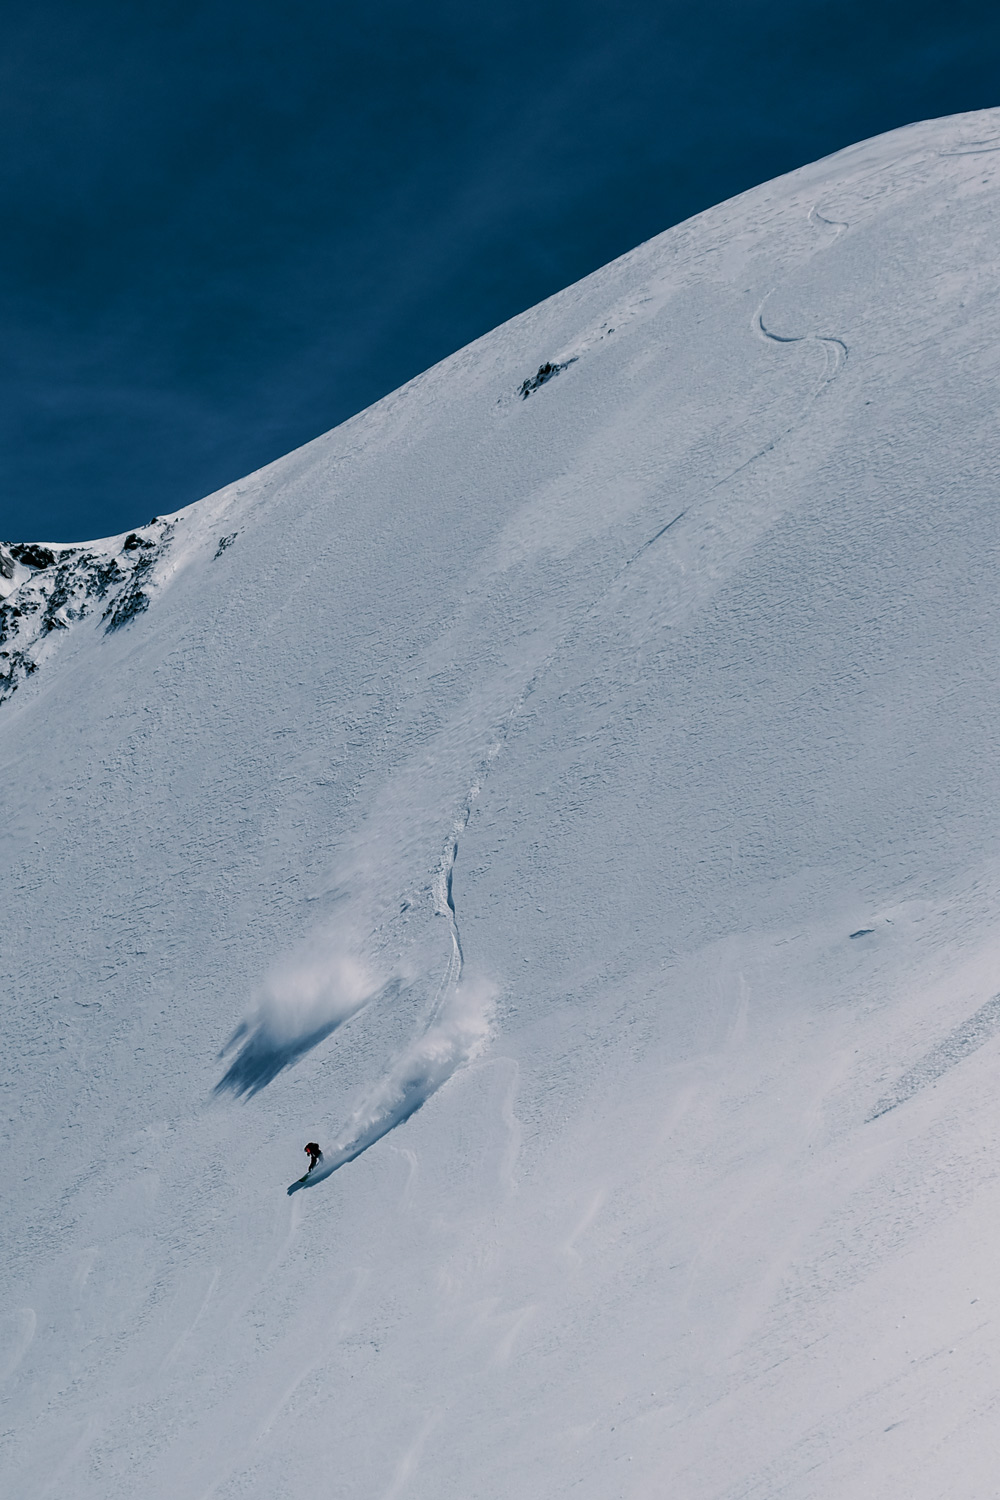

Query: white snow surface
5 109 1000 1498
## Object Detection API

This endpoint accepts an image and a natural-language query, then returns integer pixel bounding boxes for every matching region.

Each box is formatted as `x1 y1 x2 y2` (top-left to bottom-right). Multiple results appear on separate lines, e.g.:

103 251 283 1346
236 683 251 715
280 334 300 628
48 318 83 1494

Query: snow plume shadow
215 946 380 1099
288 976 494 1191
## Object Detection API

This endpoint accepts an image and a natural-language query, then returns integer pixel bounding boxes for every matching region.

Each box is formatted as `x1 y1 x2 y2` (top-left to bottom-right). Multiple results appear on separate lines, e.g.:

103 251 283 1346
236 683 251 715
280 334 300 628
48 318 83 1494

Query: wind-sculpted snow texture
5 111 1000 1500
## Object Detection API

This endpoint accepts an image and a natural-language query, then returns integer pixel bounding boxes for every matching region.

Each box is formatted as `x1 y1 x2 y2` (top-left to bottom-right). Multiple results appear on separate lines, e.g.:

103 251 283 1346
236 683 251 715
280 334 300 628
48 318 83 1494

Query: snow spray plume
215 946 379 1098
289 975 494 1190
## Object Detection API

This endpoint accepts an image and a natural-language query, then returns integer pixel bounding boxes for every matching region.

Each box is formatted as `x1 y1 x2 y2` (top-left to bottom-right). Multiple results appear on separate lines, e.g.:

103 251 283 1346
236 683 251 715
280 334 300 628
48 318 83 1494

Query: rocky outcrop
0 518 174 704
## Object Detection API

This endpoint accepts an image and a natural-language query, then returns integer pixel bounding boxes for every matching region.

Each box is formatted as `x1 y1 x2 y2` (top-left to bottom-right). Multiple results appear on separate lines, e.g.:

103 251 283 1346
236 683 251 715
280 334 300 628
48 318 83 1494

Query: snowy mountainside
4 109 1000 1498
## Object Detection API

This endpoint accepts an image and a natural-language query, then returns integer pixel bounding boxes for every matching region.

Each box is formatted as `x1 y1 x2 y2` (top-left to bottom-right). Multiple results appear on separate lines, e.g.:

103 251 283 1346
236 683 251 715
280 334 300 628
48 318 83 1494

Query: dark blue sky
3 1 998 541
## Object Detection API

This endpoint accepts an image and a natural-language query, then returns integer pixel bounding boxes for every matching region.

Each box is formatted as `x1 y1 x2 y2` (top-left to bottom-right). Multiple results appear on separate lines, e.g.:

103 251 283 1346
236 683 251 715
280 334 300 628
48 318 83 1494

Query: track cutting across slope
808 204 849 237
286 266 852 1182
868 992 1000 1121
11 110 1000 1500
754 306 848 391
252 200 855 1185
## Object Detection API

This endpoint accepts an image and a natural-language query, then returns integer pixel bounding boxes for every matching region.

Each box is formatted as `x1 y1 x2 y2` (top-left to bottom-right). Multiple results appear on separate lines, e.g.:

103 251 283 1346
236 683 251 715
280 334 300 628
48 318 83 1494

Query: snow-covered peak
4 108 1000 1499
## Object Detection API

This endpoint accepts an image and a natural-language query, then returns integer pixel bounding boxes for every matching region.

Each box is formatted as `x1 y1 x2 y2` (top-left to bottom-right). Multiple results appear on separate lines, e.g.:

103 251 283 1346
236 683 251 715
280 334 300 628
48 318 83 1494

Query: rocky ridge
0 517 174 703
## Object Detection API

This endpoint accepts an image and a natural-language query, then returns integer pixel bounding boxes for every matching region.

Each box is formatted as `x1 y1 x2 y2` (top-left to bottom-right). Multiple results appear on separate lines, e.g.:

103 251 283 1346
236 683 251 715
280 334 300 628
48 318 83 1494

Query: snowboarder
304 1142 323 1174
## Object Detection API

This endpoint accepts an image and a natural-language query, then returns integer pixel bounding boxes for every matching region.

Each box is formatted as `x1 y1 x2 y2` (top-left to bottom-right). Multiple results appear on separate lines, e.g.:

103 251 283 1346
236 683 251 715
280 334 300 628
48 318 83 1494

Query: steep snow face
4 109 1000 1499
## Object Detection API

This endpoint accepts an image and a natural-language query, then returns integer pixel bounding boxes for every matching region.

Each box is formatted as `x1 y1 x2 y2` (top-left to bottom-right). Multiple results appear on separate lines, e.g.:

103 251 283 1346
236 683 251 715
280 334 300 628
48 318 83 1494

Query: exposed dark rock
214 533 238 559
0 519 174 702
103 554 155 632
88 558 126 598
0 648 38 695
10 543 56 570
0 601 20 647
518 357 577 399
0 544 14 581
40 559 77 632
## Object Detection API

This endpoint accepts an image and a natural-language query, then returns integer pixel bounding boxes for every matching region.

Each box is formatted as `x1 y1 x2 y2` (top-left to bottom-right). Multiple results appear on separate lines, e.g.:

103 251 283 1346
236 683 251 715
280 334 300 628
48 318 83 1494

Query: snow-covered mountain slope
4 108 1000 1499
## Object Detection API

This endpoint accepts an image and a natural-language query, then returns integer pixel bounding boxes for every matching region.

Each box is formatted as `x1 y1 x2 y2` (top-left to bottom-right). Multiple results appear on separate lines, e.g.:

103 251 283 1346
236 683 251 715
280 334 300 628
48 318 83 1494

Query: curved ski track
290 202 852 1185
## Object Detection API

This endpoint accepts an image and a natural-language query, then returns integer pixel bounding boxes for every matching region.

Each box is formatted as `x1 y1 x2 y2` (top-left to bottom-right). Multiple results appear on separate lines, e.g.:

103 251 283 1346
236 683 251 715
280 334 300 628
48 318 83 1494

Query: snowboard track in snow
287 976 492 1191
754 308 848 388
9 106 1000 1498
287 765 507 1186
258 202 852 1178
868 991 1000 1120
938 136 1000 156
808 204 849 236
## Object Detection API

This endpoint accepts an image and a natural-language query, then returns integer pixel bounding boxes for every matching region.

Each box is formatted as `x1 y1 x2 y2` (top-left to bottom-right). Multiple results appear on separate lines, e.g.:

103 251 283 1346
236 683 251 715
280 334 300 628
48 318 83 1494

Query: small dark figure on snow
304 1142 323 1174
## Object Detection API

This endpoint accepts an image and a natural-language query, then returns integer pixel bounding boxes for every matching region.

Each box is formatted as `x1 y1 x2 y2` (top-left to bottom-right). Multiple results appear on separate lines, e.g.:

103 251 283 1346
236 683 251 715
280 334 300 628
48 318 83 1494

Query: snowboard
288 1163 322 1194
